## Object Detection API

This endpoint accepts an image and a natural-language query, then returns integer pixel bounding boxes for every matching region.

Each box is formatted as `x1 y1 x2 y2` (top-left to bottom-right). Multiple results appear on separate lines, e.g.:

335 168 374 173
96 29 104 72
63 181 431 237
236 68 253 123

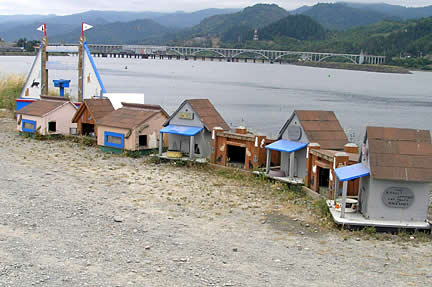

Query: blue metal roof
265 139 308 153
160 125 203 136
335 163 370 182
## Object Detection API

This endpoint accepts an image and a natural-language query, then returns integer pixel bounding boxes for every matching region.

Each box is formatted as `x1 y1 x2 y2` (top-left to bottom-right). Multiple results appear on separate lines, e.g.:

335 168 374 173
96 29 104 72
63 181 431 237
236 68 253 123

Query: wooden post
78 35 85 102
265 149 271 174
41 36 48 96
333 152 349 200
341 181 348 218
211 127 224 163
305 143 320 187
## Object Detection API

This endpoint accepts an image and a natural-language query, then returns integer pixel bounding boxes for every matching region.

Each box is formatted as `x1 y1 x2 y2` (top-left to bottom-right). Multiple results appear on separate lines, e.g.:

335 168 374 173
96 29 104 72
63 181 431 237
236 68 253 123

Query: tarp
46 61 77 70
19 44 42 99
265 139 308 153
104 93 145 110
46 46 79 53
335 163 370 182
160 125 203 136
83 41 106 99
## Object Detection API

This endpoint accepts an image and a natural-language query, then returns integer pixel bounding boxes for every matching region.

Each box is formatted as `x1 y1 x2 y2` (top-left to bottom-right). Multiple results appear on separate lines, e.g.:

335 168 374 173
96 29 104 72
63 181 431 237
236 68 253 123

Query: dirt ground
0 117 431 286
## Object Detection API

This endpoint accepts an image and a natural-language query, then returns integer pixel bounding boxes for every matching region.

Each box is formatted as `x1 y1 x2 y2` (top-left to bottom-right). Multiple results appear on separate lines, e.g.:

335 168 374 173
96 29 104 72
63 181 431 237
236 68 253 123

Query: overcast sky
0 0 431 15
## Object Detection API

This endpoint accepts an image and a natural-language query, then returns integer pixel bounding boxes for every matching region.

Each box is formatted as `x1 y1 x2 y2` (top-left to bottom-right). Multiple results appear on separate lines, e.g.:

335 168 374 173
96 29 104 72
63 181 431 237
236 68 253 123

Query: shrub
312 198 330 218
362 226 376 235
124 150 141 158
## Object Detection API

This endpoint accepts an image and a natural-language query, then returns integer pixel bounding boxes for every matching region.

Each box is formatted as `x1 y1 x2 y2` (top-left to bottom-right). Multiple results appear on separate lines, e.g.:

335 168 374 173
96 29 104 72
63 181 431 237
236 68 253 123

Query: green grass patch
312 198 331 218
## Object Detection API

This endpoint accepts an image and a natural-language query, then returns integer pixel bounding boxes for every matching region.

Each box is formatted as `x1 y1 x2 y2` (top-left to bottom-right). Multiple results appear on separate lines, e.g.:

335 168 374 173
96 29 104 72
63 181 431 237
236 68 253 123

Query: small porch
327 163 369 226
158 124 203 160
263 139 308 185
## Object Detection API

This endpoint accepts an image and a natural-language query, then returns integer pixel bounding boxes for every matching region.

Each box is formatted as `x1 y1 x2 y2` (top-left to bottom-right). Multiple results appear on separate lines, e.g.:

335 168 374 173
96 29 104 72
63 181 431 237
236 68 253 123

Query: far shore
0 53 415 74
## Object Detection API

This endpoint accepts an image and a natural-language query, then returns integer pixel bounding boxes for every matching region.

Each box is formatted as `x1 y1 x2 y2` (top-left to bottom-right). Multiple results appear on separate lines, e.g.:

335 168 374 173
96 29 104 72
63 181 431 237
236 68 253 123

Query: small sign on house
159 99 229 160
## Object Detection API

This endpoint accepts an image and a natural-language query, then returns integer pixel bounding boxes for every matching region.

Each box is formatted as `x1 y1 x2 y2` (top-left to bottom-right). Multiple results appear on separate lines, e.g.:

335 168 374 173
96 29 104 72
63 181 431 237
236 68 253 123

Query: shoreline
290 61 412 74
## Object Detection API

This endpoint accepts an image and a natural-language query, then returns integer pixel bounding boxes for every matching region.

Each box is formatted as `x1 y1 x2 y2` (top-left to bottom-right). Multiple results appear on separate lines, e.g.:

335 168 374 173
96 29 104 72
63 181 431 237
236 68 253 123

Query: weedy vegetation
0 75 25 111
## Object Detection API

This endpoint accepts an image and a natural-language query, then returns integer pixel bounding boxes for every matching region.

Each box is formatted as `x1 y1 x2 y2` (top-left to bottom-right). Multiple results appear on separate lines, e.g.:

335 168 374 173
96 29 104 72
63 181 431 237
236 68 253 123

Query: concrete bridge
49 43 386 65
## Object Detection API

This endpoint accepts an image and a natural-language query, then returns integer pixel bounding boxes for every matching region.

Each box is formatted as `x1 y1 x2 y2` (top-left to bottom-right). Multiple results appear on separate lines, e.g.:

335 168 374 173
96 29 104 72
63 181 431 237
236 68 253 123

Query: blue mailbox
53 79 71 97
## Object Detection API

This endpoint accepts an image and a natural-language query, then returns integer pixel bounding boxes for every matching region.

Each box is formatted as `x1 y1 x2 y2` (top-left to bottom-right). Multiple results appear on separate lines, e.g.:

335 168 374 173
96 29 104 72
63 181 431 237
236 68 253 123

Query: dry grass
0 75 64 114
0 74 25 111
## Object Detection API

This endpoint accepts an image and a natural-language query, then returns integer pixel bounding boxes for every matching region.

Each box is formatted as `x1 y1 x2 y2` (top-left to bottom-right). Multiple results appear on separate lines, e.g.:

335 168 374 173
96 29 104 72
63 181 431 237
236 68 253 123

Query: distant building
253 29 259 41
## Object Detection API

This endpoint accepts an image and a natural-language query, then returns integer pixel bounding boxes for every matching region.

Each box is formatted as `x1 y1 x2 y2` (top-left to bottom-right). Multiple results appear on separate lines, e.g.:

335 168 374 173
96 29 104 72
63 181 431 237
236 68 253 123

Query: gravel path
0 118 431 287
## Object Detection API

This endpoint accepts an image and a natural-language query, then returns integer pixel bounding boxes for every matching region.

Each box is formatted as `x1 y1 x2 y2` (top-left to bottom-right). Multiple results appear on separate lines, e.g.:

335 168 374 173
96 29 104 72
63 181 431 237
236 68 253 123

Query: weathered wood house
159 99 229 160
305 143 359 198
210 126 279 170
330 126 432 229
72 98 114 137
16 96 77 136
265 110 348 184
97 103 168 153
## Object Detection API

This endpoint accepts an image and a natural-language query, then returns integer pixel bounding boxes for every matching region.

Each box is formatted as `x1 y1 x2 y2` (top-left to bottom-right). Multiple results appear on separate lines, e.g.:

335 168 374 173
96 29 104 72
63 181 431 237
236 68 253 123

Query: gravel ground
0 118 431 287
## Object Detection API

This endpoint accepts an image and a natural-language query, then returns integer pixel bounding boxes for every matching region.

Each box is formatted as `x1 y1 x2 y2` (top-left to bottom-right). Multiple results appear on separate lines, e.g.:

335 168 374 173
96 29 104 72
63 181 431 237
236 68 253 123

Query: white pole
159 133 163 155
341 181 348 218
334 177 339 202
289 152 295 177
266 149 271 174
189 136 195 159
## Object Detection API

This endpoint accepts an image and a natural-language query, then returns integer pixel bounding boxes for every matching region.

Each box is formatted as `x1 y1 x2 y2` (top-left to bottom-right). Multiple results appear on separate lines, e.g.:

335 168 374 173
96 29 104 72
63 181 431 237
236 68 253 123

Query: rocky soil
0 118 431 286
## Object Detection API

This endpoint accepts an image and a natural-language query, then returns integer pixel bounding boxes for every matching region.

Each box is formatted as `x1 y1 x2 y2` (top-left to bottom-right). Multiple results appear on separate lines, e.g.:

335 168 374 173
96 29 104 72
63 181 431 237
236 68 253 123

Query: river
1 55 431 141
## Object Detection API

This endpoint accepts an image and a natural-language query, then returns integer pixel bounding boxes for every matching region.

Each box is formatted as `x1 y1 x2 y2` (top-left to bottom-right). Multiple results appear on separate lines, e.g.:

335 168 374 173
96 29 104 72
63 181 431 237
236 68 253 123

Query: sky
0 0 431 15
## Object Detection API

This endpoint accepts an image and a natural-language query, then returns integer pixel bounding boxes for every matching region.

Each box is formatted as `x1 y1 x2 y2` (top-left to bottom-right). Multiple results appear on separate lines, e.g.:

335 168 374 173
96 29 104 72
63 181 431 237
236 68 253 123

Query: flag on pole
36 24 45 32
82 23 93 32
81 22 93 37
36 24 47 36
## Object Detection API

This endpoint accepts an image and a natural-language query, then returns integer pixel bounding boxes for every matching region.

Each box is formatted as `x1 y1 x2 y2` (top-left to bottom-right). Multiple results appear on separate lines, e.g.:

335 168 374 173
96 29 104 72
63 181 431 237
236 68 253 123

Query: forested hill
180 4 289 38
291 2 432 31
221 15 325 43
51 19 171 44
0 8 238 42
221 17 432 60
301 3 392 30
341 2 432 20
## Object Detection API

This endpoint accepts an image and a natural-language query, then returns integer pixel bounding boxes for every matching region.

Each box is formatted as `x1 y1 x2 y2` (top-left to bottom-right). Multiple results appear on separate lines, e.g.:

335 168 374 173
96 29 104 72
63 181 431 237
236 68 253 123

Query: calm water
1 56 431 141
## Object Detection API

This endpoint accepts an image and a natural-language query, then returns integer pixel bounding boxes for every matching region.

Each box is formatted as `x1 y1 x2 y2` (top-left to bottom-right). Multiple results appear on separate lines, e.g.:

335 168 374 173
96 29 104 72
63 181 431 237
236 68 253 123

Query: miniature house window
107 135 122 144
48 121 56 132
22 119 36 133
139 135 148 147
23 122 34 130
104 131 124 149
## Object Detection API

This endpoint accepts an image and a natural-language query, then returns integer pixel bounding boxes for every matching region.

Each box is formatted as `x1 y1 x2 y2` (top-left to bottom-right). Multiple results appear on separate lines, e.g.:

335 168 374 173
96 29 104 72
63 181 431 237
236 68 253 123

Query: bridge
49 43 386 65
